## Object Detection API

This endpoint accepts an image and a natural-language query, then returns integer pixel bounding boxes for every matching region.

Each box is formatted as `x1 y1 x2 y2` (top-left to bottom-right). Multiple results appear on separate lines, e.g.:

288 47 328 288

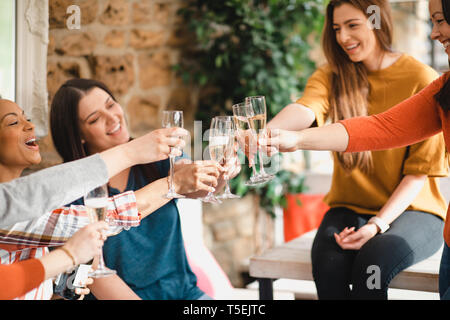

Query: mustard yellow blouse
296 54 448 220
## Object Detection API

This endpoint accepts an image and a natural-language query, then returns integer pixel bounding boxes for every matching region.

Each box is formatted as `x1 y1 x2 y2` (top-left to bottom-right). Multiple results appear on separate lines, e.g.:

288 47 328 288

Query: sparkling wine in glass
162 110 186 199
245 96 275 184
214 116 240 199
200 117 226 203
232 102 261 186
84 185 116 278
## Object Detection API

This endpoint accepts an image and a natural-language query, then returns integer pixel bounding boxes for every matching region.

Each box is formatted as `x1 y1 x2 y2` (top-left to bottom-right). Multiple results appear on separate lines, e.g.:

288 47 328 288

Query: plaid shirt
0 191 140 300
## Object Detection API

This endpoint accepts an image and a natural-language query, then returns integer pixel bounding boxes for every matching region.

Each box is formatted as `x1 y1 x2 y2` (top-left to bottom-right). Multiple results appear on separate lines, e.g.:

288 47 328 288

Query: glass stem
224 180 231 194
169 155 175 193
98 254 106 270
258 147 266 175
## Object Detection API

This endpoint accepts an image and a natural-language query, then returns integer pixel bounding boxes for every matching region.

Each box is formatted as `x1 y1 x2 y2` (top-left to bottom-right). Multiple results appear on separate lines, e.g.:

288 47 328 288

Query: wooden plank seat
249 229 443 300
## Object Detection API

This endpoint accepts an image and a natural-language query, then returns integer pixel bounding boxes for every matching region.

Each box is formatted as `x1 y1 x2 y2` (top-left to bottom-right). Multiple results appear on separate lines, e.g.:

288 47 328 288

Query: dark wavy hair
50 78 160 182
434 0 450 112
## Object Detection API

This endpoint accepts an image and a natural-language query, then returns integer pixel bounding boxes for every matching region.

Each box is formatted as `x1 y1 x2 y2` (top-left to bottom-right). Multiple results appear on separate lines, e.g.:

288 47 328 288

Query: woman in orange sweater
267 0 447 299
0 221 107 300
263 0 450 299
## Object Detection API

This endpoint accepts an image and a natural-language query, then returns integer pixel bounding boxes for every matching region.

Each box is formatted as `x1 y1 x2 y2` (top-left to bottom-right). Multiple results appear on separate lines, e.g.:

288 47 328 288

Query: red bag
283 193 329 242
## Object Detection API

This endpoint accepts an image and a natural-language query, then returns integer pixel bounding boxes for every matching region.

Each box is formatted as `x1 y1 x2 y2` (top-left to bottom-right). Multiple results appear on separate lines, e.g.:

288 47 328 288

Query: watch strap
368 216 390 233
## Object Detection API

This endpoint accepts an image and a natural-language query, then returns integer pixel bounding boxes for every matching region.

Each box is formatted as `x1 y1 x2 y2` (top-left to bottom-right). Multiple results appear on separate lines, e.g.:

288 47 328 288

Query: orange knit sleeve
0 259 45 300
340 74 446 153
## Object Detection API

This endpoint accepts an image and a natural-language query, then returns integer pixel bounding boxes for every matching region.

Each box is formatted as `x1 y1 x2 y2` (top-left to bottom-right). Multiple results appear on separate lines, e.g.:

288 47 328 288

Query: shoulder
313 63 333 78
421 72 450 97
397 54 439 84
305 63 333 87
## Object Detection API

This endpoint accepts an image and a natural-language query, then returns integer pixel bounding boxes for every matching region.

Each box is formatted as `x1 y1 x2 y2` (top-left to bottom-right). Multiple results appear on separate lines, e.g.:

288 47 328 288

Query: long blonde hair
322 0 394 173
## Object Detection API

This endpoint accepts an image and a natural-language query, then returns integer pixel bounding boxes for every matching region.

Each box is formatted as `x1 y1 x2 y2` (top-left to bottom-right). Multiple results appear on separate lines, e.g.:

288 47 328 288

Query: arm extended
0 128 188 228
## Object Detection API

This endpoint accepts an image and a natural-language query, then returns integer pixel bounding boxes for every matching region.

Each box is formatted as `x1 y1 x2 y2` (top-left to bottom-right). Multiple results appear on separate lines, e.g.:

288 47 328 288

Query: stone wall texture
45 0 197 165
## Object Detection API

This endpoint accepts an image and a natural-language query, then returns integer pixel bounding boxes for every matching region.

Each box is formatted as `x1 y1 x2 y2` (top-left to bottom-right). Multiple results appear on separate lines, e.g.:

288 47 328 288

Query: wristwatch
368 216 390 234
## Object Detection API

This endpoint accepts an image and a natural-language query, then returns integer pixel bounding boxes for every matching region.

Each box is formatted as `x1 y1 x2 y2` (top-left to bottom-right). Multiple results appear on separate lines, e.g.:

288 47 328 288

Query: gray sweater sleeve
0 154 109 228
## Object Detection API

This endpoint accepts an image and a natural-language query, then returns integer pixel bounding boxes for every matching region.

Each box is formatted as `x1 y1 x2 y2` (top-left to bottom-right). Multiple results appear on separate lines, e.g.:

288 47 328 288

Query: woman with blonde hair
267 0 448 299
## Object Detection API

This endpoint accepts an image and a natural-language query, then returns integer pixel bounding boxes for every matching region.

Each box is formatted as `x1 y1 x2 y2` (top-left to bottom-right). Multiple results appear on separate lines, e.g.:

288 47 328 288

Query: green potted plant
176 0 325 250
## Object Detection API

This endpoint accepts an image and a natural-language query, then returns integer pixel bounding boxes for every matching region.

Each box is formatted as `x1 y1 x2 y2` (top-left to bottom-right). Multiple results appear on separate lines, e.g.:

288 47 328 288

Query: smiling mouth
107 123 121 135
345 43 360 52
25 138 39 149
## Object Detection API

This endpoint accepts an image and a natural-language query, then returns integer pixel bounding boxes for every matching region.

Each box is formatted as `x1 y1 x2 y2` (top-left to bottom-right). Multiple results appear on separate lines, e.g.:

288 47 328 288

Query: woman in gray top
0 98 188 227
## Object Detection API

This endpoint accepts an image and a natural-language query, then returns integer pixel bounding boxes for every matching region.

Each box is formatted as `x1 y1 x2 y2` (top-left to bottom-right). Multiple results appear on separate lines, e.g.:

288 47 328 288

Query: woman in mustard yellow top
268 0 448 299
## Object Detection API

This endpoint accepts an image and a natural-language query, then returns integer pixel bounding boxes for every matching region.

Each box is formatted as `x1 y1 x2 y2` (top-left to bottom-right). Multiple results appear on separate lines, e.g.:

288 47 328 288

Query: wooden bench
248 174 449 300
249 229 443 300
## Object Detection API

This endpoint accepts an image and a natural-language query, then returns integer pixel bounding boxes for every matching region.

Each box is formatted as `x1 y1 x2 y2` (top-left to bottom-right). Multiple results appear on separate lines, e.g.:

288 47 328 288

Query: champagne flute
245 96 275 183
84 185 116 278
232 102 261 186
214 116 241 199
162 110 186 199
200 117 225 203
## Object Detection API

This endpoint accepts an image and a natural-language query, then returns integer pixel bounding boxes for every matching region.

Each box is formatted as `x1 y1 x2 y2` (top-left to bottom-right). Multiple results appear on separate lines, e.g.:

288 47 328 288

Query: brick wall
44 0 196 166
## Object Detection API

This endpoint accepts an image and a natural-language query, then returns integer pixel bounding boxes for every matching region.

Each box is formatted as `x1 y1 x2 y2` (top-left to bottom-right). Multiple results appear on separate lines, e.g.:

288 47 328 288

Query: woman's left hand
334 224 378 250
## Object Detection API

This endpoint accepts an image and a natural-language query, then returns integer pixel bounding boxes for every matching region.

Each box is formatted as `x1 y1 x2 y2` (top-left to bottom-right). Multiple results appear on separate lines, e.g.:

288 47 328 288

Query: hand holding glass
200 117 226 203
214 116 240 199
84 184 116 278
232 101 261 186
162 110 186 199
245 96 275 184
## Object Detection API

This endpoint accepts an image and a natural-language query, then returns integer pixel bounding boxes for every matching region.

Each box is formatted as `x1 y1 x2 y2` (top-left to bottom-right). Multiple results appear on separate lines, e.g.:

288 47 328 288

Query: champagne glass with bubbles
232 101 261 186
162 110 186 199
245 96 275 184
84 185 116 278
214 116 241 199
200 117 226 203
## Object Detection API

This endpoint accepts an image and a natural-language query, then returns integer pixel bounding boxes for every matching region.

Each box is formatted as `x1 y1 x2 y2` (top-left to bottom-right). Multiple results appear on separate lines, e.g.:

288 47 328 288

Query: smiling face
429 0 450 58
0 100 41 174
77 87 130 154
333 3 382 65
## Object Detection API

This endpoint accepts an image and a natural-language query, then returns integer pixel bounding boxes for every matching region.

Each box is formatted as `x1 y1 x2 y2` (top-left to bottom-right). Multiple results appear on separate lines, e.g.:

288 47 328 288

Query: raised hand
172 159 223 195
260 128 302 155
62 221 109 265
126 127 189 165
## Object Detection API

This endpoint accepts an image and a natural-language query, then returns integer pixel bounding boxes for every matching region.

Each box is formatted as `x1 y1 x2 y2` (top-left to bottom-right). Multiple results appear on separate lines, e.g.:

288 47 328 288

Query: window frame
15 0 49 137
0 0 16 101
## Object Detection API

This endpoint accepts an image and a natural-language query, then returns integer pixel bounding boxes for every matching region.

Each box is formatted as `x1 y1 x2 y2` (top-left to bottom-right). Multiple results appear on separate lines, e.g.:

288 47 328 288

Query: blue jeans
439 242 450 300
311 207 444 300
